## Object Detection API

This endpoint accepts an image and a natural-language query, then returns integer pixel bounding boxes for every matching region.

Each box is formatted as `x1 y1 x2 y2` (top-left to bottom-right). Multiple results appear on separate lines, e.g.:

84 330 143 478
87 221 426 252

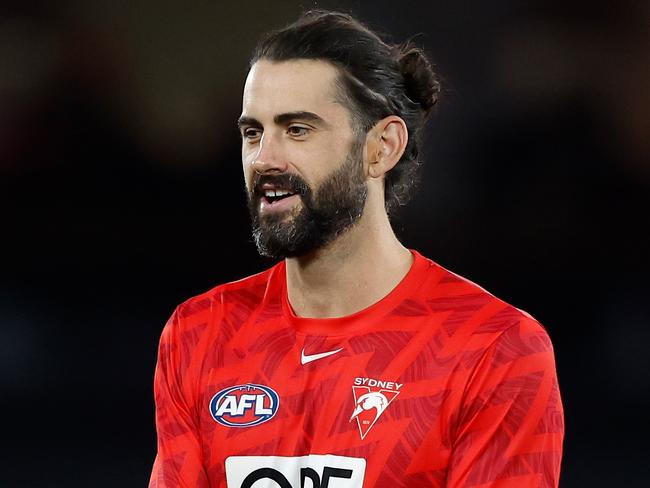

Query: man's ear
366 115 408 179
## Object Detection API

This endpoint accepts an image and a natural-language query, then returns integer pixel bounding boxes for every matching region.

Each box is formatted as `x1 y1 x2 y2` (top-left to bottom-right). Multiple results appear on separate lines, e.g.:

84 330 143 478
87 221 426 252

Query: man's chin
253 217 319 259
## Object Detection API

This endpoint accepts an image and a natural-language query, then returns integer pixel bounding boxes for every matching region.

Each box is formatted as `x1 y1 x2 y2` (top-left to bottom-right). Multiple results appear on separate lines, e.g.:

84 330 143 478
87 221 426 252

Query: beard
247 138 367 259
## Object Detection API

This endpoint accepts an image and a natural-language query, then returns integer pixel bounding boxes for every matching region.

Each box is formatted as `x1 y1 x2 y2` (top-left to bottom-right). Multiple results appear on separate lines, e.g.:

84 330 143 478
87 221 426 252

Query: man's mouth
262 188 296 204
251 174 309 214
256 185 303 214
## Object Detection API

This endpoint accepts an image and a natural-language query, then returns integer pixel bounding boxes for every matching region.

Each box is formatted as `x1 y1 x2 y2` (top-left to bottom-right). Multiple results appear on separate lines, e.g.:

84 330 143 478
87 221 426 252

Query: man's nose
251 134 288 175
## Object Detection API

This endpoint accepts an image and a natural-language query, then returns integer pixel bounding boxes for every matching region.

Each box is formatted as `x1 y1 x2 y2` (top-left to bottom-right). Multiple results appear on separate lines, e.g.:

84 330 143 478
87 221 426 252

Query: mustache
250 173 310 197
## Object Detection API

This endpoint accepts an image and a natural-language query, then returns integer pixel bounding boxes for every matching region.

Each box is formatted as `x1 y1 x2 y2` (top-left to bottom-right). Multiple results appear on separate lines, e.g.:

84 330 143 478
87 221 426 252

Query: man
150 10 564 488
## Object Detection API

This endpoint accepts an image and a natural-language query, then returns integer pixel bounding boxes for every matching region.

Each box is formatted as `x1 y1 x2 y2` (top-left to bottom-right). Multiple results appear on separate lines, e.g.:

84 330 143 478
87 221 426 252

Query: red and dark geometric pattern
150 251 564 487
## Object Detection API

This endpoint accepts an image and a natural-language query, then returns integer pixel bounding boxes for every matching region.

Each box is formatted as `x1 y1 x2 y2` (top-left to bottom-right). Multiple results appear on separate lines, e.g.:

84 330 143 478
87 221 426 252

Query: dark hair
250 10 440 214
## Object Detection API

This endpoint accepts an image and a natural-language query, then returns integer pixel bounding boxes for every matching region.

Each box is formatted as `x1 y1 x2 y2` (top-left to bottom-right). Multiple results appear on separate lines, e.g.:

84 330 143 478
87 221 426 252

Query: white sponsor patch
225 454 366 488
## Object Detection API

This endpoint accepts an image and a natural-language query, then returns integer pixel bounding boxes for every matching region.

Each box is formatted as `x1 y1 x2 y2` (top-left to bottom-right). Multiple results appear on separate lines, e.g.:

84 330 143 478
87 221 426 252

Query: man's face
239 59 368 258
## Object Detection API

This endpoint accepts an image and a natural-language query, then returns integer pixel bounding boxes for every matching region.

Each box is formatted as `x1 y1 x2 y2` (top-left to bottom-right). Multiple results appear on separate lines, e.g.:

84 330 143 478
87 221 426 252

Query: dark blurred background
2 0 649 486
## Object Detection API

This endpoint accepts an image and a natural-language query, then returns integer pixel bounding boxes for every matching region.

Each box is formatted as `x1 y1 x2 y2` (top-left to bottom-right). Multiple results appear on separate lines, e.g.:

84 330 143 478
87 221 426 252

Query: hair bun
396 45 440 117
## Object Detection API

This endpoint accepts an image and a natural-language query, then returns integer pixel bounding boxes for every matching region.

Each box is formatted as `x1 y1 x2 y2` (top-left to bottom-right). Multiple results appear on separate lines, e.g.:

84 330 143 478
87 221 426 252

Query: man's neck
284 209 413 319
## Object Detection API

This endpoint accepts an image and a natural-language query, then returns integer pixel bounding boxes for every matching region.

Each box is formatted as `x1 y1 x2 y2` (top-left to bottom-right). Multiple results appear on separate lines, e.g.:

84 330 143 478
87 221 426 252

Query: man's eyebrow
237 116 261 128
274 111 330 128
237 112 330 129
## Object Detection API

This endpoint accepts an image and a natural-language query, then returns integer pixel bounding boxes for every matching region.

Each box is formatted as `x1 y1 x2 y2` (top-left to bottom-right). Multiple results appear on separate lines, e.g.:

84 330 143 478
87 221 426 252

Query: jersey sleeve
149 309 209 488
446 315 564 487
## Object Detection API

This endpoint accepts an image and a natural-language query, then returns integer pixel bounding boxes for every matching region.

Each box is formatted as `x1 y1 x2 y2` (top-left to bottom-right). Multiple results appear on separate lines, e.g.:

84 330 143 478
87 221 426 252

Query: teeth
264 189 292 197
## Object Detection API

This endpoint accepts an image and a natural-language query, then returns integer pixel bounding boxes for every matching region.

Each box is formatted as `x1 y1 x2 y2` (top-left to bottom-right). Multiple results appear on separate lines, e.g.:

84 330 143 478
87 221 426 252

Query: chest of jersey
196 316 456 487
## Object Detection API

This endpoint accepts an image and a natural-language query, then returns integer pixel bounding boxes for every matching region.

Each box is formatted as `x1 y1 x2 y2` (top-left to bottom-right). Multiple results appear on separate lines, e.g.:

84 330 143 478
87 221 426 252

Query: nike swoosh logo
301 347 344 365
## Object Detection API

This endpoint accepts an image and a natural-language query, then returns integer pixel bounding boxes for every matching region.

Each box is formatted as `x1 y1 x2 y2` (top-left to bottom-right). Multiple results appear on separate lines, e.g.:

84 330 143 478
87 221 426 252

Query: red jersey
150 251 564 487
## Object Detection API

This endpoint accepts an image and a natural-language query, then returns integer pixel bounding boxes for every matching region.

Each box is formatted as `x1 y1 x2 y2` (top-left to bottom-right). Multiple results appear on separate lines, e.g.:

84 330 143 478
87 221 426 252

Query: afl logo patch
209 383 279 428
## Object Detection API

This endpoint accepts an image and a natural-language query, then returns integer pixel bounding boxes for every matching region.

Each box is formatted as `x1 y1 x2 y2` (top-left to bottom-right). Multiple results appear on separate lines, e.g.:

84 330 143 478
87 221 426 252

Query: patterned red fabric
150 251 563 487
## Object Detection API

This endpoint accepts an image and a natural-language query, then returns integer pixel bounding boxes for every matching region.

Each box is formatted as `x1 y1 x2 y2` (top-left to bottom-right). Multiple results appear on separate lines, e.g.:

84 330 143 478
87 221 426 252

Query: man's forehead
242 59 342 117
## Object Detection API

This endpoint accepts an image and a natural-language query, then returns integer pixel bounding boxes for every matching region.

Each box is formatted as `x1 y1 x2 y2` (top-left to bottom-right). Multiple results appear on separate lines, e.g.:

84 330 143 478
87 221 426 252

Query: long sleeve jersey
150 251 564 487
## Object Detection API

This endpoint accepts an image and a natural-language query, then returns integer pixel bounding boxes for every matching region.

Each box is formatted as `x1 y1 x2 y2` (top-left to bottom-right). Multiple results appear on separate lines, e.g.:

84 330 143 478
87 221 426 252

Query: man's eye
243 128 261 140
287 126 309 137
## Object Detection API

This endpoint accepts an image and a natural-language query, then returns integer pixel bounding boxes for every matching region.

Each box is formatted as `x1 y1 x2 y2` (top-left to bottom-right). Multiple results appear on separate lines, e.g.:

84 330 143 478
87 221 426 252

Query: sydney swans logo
350 377 402 439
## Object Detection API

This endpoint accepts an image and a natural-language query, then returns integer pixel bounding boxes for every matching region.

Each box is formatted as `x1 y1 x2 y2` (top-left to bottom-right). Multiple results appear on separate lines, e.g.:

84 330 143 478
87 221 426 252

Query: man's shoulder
410 253 555 377
169 262 283 328
416 251 547 337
